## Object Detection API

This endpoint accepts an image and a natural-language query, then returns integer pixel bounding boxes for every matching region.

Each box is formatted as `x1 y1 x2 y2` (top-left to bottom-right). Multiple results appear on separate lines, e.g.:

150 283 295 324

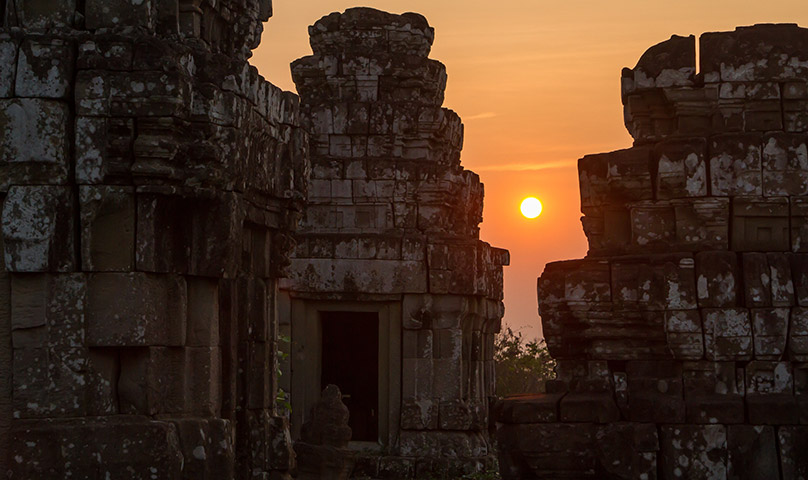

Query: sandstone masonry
0 1 308 478
280 8 508 479
497 24 808 480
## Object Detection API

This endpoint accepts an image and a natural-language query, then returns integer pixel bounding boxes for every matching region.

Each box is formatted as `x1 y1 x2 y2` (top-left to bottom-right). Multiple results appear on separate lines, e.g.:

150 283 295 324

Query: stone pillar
498 24 808 479
0 1 308 478
283 8 508 479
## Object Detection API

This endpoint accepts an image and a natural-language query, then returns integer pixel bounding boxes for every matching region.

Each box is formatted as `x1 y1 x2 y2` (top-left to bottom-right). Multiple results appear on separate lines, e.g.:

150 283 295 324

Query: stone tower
281 8 509 478
497 24 808 479
0 1 308 478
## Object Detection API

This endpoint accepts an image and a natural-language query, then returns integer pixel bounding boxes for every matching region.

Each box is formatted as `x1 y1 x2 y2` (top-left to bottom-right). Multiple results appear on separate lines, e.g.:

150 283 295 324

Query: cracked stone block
0 99 70 188
695 251 739 308
2 186 74 272
186 347 222 416
709 133 762 196
742 253 795 307
186 277 219 347
86 273 186 347
731 197 790 251
79 186 135 271
703 308 752 361
15 38 74 99
660 425 727 479
595 423 658 480
626 361 685 423
74 116 135 184
746 361 793 395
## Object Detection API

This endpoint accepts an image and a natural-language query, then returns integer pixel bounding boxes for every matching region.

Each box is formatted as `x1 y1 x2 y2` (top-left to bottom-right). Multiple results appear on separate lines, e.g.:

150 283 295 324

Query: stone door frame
286 297 402 451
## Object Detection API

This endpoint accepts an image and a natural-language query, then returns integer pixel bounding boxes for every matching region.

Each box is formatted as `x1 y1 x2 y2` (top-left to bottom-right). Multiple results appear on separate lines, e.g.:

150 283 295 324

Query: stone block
703 308 753 360
400 398 438 430
742 252 795 307
665 310 704 359
595 423 659 480
746 394 799 425
626 361 685 423
85 0 154 33
497 423 597 479
789 307 808 361
438 399 472 430
791 254 808 304
13 0 76 29
660 425 727 479
185 347 222 416
0 38 18 97
494 393 563 424
779 426 808 480
0 99 70 188
654 138 708 198
793 197 808 252
732 196 790 251
762 133 808 196
11 274 85 349
695 251 739 307
672 198 729 250
709 133 762 196
746 361 793 394
727 425 780 480
74 116 135 184
2 186 74 272
187 277 219 347
15 38 73 99
751 308 789 359
79 186 135 271
630 201 675 248
119 346 187 415
559 393 620 423
86 273 186 346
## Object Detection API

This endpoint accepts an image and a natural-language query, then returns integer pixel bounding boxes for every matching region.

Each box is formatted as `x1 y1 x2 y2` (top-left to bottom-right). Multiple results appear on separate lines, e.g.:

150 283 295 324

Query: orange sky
252 1 808 339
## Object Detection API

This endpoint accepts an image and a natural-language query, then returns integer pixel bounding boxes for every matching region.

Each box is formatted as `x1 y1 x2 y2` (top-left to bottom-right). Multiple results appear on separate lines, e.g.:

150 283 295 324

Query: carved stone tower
282 8 508 478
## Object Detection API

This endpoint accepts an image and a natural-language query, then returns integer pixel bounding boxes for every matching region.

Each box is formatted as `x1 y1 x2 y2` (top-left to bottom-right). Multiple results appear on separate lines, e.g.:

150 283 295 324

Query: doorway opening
320 311 379 442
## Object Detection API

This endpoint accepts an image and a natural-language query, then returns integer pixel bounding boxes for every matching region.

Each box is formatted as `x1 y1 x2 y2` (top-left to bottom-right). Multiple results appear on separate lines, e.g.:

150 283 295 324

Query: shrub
494 327 556 397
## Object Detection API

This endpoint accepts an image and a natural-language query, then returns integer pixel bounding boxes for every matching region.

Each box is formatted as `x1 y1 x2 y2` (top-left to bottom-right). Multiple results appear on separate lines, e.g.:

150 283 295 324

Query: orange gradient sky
252 1 808 339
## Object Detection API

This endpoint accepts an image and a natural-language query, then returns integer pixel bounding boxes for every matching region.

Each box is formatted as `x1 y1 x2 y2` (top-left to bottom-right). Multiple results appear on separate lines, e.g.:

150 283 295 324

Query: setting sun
520 197 543 219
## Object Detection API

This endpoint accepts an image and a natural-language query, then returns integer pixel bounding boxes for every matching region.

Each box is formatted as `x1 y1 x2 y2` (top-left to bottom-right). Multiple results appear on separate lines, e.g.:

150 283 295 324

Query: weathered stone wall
282 8 508 479
498 24 808 479
0 1 308 478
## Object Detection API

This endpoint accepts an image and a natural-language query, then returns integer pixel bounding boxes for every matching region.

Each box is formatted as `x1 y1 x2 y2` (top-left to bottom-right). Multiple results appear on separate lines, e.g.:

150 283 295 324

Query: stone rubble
497 24 808 480
0 0 307 478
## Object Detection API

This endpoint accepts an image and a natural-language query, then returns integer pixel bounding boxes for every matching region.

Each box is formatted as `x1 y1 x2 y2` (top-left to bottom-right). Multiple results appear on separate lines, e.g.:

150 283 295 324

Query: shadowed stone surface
498 24 808 480
0 0 307 478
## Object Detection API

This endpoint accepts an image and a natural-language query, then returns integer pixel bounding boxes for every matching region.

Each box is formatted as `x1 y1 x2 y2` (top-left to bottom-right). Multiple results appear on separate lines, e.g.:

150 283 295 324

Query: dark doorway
320 311 379 442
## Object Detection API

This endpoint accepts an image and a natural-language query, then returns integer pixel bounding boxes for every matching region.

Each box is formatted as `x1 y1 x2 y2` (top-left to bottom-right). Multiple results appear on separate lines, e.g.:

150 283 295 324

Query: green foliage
494 327 556 397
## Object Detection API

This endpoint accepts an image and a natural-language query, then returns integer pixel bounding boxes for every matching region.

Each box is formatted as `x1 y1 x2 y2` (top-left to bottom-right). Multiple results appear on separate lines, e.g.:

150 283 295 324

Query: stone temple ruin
0 2 508 479
0 0 308 478
497 24 808 479
280 8 508 478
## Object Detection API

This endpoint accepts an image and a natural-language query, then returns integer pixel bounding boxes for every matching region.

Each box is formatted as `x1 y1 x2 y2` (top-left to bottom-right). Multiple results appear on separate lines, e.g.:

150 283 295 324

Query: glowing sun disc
521 197 543 219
